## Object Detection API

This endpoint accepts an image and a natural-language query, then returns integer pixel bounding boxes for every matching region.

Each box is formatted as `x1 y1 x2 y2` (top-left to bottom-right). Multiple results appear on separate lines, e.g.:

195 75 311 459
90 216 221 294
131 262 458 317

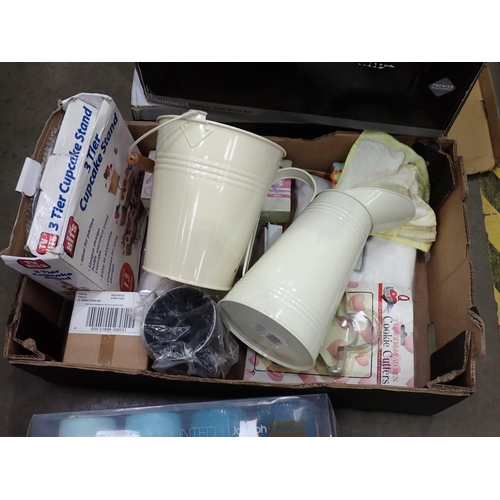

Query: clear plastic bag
137 284 239 378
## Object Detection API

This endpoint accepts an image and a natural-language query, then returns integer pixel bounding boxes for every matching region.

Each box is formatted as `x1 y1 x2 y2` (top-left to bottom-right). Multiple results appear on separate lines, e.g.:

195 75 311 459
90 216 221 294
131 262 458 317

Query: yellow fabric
344 131 431 202
339 131 436 252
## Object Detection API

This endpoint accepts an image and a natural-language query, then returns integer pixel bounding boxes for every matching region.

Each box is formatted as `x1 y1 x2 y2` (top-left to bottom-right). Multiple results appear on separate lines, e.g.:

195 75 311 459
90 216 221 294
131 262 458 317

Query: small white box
260 160 293 223
140 151 155 211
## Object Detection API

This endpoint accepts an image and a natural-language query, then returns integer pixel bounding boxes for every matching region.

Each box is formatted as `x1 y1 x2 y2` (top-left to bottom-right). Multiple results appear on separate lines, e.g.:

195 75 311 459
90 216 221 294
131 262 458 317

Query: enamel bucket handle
241 167 318 276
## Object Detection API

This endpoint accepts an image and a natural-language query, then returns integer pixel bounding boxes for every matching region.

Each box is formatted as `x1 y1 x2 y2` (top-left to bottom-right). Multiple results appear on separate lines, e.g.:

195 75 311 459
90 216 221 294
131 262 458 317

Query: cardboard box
63 334 148 371
62 291 149 371
1 94 147 298
447 64 500 174
134 63 483 138
2 117 486 415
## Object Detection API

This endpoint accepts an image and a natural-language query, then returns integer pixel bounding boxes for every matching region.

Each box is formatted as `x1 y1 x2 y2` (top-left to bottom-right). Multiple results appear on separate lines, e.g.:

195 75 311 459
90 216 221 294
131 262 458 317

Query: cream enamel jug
218 188 416 371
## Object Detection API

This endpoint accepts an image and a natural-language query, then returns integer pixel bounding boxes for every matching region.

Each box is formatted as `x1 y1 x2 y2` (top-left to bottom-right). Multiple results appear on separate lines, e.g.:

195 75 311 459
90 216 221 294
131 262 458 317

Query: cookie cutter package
319 282 414 383
136 283 239 378
319 291 379 376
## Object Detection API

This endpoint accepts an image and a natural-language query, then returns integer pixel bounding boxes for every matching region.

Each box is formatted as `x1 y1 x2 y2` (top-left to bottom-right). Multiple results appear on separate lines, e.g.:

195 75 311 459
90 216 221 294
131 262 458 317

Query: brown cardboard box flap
426 184 486 358
1 107 65 260
428 331 470 387
448 64 500 175
63 332 149 371
480 66 500 162
5 277 66 361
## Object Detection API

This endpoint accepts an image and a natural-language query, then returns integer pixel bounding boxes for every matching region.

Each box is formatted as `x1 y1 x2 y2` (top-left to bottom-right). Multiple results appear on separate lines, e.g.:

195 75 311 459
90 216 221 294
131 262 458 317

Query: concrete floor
1 63 499 437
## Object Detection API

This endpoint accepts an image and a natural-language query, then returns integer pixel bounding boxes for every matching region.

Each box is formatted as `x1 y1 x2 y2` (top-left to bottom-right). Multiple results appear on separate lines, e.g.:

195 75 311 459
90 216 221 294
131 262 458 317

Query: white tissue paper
349 236 417 290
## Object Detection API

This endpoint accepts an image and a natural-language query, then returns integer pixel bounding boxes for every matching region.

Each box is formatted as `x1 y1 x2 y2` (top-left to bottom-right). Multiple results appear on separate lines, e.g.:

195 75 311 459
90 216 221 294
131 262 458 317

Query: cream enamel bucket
131 110 312 291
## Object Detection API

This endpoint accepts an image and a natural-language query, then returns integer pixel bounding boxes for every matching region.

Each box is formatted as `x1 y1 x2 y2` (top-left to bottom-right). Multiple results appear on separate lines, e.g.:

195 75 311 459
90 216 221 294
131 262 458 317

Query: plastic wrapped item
137 270 178 294
137 284 239 378
26 394 336 437
319 293 378 376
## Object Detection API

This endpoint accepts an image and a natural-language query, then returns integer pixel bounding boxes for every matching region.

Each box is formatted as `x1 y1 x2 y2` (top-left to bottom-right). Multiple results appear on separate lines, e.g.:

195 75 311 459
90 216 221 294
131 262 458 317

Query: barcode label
251 322 286 347
263 332 284 346
70 291 144 336
85 307 135 329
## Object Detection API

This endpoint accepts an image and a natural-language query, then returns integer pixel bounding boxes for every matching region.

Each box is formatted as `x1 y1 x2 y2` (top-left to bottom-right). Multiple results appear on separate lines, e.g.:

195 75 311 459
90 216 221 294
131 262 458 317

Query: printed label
378 283 411 385
429 78 455 97
37 232 59 254
69 291 144 335
251 323 286 347
268 420 306 437
16 259 51 270
64 216 79 257
119 263 135 292
358 62 395 70
233 422 269 437
85 306 135 329
263 332 284 346
95 430 141 437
